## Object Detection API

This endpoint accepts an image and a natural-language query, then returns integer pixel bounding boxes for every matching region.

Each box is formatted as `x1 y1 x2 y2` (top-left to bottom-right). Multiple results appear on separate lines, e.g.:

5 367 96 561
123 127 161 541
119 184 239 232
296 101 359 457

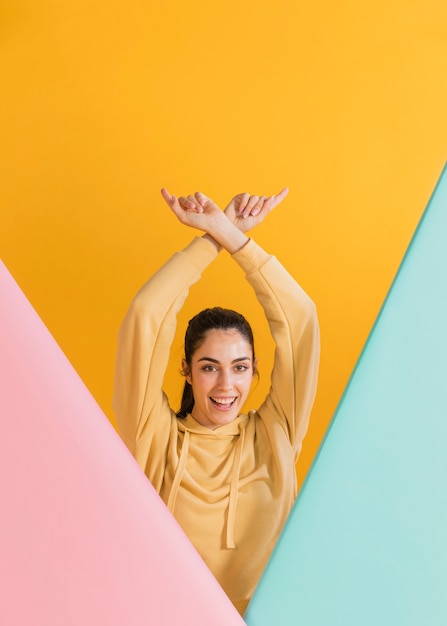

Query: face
184 328 257 430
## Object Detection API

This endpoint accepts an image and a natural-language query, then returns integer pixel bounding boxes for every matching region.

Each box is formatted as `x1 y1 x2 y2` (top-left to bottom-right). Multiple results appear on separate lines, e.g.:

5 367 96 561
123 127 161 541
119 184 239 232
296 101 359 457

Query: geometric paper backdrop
0 260 244 626
245 164 447 625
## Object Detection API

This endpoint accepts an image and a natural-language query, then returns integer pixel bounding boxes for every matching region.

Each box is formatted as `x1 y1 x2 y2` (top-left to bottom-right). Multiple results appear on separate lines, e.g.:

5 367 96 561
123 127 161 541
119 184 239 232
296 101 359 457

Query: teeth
211 397 236 405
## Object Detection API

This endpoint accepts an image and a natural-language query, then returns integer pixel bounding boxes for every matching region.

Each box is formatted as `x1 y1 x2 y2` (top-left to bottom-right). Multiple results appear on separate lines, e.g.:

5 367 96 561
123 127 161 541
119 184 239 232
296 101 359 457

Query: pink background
0 260 244 625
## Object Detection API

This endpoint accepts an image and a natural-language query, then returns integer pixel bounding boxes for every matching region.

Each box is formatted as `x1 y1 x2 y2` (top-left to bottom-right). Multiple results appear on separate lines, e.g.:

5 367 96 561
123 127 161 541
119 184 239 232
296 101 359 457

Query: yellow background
1 0 446 484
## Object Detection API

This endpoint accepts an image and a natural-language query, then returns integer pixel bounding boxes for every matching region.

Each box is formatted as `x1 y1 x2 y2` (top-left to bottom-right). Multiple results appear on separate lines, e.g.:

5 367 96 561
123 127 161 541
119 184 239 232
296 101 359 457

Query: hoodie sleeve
113 237 219 481
232 239 320 458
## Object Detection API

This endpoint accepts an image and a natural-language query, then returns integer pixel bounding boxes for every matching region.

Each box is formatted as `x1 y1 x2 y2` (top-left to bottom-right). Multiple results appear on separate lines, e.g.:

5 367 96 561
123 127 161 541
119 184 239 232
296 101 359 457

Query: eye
201 364 217 372
234 363 249 372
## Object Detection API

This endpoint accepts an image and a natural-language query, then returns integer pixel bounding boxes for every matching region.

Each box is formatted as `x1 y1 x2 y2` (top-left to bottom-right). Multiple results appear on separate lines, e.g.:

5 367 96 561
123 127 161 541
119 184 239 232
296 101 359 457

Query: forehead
193 329 253 359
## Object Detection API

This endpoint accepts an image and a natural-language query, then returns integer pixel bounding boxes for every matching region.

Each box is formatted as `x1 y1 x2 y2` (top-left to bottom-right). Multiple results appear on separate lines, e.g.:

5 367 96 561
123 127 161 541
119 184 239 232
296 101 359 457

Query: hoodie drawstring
167 429 190 513
167 422 246 550
226 422 246 550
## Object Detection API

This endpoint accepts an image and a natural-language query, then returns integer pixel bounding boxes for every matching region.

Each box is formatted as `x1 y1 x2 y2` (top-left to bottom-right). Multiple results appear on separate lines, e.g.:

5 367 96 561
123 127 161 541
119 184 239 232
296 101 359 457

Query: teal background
245 164 447 625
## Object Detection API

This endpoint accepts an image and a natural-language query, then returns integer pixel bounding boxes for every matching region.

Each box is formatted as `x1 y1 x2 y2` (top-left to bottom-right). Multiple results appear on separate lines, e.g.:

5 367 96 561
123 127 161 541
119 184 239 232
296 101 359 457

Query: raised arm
225 191 318 452
113 235 219 480
232 239 320 457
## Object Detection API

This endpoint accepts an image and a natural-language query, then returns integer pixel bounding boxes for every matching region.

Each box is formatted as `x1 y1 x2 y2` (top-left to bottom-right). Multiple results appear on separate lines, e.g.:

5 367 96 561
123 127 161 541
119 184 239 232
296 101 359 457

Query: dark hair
177 307 256 418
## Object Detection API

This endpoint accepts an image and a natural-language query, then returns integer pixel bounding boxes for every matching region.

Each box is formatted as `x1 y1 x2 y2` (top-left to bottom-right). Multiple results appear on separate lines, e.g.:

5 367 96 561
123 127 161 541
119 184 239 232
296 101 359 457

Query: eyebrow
197 356 252 364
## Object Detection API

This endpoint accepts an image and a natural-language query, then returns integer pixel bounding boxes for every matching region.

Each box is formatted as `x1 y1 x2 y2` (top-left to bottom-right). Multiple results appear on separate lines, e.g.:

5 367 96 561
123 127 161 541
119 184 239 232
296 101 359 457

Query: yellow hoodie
113 236 320 614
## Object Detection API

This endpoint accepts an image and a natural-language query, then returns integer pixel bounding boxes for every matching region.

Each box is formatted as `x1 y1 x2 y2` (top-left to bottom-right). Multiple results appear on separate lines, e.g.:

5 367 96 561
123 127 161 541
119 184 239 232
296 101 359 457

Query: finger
187 194 204 213
161 189 184 216
237 193 250 215
242 195 259 218
164 193 186 221
195 192 208 210
268 187 289 209
179 195 203 213
161 187 174 206
251 195 266 217
178 196 193 209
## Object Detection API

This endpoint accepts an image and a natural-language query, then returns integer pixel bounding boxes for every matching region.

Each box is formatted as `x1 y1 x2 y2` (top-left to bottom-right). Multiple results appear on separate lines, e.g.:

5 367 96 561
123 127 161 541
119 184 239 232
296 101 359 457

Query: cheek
190 371 212 392
240 373 255 392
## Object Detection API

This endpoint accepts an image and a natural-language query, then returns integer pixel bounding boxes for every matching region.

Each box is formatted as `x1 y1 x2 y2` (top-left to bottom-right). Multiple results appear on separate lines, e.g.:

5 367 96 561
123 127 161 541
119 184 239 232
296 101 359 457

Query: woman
113 188 320 614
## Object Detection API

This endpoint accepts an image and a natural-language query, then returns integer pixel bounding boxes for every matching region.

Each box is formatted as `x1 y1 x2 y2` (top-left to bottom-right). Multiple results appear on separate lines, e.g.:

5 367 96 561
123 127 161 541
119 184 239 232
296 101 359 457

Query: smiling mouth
210 396 237 409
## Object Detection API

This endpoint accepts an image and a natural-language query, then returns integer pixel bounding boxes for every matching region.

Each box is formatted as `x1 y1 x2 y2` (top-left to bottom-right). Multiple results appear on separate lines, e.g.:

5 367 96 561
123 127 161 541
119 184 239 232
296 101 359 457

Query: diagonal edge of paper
245 163 447 626
0 261 244 626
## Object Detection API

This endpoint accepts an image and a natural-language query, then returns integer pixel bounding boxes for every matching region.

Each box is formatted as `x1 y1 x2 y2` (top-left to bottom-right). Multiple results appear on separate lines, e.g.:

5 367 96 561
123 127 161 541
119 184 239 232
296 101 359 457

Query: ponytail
177 381 194 419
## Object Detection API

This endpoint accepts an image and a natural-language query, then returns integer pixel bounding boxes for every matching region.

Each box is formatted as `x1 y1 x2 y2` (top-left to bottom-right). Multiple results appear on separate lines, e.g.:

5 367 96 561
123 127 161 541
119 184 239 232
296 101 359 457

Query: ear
252 357 259 377
182 359 192 385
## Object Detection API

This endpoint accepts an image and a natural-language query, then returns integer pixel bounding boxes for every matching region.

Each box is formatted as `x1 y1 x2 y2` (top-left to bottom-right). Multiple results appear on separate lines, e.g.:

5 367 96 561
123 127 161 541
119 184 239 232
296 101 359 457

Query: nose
217 369 233 390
